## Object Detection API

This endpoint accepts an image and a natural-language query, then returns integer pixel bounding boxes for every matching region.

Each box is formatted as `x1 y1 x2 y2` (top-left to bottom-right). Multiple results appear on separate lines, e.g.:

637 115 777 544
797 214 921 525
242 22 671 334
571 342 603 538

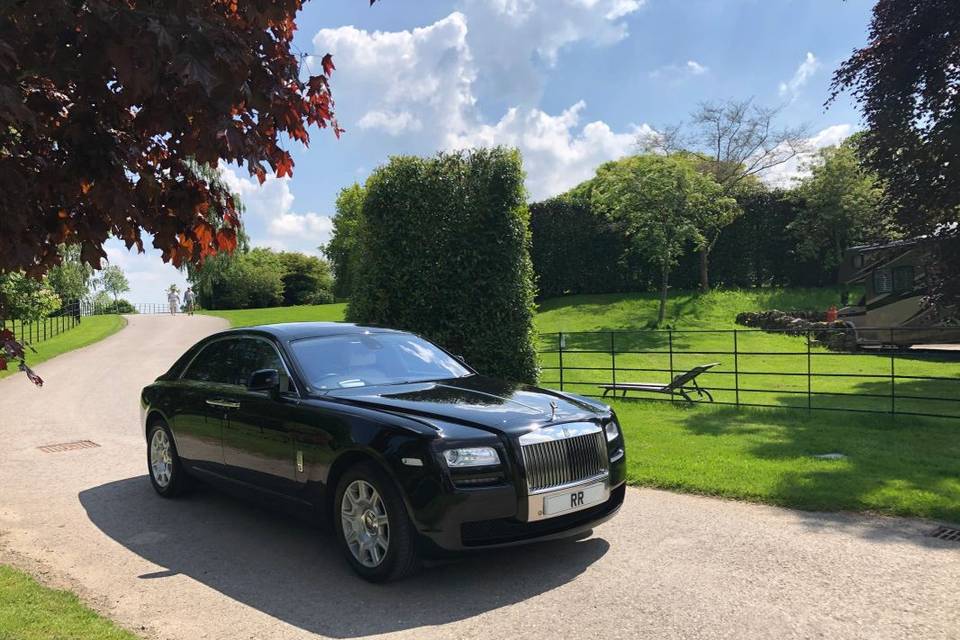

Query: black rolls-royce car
141 322 626 581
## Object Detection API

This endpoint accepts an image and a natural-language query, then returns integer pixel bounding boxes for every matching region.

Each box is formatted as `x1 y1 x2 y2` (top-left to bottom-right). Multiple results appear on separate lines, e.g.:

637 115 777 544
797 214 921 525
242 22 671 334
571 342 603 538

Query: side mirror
248 368 280 394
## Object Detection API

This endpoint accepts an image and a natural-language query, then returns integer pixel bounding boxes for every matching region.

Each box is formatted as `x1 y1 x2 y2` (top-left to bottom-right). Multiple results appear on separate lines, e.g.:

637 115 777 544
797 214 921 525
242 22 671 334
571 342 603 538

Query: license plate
543 482 607 517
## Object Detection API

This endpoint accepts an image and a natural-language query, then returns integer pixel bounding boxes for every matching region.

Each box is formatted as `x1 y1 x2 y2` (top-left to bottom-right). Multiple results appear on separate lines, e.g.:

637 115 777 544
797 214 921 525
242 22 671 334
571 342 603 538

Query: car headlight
443 447 501 468
605 420 620 442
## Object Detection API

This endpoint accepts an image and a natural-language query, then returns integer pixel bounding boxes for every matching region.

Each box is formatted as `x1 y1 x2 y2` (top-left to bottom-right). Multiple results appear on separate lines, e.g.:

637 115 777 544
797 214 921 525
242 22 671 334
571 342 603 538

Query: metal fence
1 301 82 347
537 327 960 420
80 301 175 316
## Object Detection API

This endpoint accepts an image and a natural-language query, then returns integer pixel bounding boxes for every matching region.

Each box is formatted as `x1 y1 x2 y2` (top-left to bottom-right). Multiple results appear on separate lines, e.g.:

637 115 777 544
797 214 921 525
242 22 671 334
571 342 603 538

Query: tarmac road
0 314 957 640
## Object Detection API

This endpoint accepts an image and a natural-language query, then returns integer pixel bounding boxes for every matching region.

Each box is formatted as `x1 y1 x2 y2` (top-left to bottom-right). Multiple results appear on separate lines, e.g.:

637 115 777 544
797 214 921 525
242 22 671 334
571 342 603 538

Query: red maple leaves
0 0 346 278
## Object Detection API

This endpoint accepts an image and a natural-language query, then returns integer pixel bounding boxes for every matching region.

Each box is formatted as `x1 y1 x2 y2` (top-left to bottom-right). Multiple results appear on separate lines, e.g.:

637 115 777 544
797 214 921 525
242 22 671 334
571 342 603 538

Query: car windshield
290 333 472 390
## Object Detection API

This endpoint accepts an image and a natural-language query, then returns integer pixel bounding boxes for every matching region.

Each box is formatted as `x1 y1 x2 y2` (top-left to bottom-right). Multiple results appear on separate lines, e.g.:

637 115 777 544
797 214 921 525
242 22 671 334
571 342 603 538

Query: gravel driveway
0 314 957 640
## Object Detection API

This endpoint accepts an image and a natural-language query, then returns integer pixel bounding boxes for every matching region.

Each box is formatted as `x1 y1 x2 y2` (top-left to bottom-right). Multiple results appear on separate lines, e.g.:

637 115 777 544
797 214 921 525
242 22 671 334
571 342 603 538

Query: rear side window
182 339 243 384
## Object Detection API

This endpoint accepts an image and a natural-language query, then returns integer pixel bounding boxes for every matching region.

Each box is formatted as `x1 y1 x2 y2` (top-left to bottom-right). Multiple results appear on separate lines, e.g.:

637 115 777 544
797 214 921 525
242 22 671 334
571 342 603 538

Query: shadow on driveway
79 476 608 638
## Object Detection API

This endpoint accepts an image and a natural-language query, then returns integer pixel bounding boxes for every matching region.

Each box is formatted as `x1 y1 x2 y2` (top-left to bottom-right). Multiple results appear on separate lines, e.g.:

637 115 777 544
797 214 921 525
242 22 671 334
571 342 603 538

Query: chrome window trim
518 421 602 445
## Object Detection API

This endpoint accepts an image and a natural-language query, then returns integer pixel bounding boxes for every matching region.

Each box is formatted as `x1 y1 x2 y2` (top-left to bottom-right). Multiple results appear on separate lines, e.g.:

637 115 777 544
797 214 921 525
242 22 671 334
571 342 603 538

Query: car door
219 337 301 497
173 338 245 472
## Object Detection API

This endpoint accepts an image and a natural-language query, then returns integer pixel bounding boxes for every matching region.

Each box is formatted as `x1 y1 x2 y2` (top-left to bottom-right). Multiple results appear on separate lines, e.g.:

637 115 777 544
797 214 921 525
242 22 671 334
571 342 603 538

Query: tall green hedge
530 197 655 297
348 148 539 383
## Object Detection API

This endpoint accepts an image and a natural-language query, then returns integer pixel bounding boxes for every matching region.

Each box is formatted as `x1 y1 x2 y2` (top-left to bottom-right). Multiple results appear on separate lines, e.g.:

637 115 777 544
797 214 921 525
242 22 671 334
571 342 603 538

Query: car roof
217 322 407 342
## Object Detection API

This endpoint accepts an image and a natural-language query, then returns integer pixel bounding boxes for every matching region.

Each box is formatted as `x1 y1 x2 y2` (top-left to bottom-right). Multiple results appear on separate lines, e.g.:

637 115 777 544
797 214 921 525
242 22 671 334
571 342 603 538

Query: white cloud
268 212 334 238
451 101 649 199
313 14 476 140
357 110 423 135
314 12 647 200
761 124 854 187
649 59 710 80
779 52 820 100
459 0 645 105
220 167 333 253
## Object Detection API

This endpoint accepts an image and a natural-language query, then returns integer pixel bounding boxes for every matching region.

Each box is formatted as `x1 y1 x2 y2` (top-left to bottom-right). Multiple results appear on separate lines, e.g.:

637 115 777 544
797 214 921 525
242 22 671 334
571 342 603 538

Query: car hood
321 375 607 435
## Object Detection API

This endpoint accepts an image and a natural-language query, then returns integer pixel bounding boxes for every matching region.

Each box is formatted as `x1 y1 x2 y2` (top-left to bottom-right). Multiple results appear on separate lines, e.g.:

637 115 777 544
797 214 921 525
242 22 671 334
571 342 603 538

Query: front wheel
334 461 420 582
147 421 192 497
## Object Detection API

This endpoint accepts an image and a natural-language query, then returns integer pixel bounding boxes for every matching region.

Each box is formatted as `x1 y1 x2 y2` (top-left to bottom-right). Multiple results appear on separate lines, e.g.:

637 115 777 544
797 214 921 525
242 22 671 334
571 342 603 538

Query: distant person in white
167 288 179 315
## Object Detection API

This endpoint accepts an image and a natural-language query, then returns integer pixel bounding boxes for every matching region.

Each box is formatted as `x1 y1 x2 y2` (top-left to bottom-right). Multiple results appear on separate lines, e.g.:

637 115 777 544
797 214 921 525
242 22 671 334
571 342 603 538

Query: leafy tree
588 155 737 324
323 183 366 299
0 273 61 322
46 245 94 305
830 0 960 316
98 266 130 304
277 252 334 305
789 137 895 275
214 248 285 310
0 0 345 277
0 0 367 382
643 99 808 291
349 148 539 383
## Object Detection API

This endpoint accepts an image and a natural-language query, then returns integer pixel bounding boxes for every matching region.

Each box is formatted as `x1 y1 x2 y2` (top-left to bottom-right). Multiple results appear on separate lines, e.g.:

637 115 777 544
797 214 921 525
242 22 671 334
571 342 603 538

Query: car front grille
520 427 609 493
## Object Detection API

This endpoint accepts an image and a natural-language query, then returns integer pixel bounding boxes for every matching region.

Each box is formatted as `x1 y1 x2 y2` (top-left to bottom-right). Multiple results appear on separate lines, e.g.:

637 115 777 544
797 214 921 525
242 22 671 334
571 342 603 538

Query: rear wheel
334 461 420 582
147 421 192 497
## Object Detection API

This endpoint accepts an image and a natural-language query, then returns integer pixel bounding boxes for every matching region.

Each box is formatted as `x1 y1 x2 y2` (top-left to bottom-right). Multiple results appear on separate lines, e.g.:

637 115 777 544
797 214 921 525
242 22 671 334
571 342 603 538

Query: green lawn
0 315 126 380
0 565 136 640
202 303 347 328
536 289 960 418
613 399 960 522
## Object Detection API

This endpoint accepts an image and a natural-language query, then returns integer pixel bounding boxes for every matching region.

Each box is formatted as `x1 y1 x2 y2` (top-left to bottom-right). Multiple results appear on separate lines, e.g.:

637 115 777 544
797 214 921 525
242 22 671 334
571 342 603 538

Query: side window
234 339 289 388
874 269 892 294
893 266 914 292
182 340 243 384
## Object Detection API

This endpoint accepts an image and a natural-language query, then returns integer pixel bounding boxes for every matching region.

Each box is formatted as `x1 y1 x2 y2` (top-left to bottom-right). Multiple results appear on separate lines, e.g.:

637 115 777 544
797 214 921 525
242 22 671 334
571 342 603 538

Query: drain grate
37 440 100 453
929 526 960 542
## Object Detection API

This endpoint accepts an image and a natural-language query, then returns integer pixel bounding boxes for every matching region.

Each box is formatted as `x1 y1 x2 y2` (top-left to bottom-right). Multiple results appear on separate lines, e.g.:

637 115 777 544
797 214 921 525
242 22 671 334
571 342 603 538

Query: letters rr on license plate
542 482 607 517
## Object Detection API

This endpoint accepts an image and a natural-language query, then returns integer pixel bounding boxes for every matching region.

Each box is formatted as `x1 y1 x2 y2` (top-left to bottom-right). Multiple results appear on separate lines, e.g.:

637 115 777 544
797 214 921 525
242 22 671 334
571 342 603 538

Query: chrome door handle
206 399 241 409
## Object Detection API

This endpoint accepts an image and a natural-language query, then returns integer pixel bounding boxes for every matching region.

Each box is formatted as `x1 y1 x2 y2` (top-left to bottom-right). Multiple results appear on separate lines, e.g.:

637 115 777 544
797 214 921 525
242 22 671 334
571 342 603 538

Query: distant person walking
184 287 197 316
166 286 180 316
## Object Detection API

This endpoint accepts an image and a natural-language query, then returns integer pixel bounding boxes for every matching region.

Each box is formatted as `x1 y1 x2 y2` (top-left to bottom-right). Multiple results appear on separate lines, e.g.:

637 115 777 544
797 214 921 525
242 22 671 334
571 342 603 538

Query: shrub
277 251 334 306
349 148 539 383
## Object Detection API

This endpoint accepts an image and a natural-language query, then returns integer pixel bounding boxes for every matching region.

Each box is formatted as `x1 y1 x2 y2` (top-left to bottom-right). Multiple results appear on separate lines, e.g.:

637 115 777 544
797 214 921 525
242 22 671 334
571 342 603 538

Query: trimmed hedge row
530 188 837 297
348 148 539 384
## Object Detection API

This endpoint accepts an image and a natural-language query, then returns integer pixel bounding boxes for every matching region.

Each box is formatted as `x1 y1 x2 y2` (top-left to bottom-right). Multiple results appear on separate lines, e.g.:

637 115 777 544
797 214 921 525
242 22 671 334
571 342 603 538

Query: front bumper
412 451 627 555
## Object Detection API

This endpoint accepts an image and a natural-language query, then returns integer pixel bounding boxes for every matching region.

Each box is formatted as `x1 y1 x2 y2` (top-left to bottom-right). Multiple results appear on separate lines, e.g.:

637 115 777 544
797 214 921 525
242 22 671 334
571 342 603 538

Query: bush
277 251 334 306
348 148 539 383
91 293 137 314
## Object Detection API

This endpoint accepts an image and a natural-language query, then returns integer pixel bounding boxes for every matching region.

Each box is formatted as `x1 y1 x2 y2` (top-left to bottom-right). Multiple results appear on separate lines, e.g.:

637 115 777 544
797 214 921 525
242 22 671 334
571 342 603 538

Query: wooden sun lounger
598 363 720 403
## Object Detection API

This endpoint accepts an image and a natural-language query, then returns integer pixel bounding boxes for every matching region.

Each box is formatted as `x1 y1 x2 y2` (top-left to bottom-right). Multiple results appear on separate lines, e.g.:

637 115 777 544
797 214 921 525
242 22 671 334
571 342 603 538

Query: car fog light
605 421 620 442
443 447 500 467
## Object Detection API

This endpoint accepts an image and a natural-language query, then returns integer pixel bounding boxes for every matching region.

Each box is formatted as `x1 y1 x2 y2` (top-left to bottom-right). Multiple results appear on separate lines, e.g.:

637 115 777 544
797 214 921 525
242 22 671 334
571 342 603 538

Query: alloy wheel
150 428 173 488
341 479 390 568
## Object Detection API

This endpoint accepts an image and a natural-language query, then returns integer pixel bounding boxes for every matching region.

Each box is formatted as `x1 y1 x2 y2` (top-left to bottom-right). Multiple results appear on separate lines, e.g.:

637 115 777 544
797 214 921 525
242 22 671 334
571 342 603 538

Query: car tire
147 421 193 498
334 460 420 582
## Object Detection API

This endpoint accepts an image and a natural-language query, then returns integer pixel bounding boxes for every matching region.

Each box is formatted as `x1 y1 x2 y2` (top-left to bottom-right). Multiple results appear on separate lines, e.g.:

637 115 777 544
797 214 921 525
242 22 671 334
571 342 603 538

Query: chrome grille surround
519 422 610 494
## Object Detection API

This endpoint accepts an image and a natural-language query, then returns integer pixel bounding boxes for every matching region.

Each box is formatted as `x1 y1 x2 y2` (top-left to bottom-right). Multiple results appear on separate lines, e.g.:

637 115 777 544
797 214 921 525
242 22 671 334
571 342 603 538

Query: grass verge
0 315 126 381
202 303 347 327
613 399 960 522
0 565 135 640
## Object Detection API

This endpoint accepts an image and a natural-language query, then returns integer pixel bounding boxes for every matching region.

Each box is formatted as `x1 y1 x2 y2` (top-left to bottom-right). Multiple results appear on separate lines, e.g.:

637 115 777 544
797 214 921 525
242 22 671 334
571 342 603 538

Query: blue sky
112 0 874 303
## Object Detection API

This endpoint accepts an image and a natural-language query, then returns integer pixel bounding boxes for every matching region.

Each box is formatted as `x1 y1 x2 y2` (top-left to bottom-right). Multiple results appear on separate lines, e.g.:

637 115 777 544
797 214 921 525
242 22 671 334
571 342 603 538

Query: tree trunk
658 266 669 325
699 247 710 292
